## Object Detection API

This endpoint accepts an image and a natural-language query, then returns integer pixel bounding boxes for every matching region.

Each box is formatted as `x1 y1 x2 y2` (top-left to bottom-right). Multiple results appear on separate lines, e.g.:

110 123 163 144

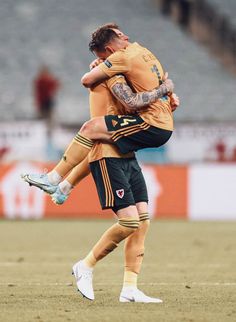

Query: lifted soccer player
22 24 175 196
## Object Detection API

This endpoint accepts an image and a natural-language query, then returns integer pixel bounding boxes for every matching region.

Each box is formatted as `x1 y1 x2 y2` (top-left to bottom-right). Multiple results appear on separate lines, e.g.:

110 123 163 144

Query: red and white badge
116 189 124 199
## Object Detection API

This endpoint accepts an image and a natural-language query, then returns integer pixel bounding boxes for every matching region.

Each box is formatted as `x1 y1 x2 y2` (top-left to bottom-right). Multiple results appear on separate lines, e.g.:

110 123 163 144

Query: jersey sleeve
105 75 126 90
98 50 130 77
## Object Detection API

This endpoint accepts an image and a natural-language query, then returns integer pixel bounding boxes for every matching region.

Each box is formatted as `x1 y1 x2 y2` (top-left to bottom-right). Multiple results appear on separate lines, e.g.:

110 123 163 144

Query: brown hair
89 23 120 53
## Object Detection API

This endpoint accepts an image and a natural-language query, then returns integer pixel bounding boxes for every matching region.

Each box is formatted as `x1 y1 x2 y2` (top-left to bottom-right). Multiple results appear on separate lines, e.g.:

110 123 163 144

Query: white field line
1 282 236 286
0 262 232 267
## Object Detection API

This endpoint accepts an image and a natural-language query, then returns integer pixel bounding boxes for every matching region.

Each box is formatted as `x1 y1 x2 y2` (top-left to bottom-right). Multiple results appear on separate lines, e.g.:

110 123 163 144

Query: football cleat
21 173 57 194
119 287 163 303
51 186 69 205
72 261 94 301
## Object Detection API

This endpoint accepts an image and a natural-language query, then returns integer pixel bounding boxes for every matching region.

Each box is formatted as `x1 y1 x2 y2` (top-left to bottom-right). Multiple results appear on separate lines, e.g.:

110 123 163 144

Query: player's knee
139 216 150 235
117 205 139 221
140 217 150 228
139 212 150 222
119 218 140 231
80 118 104 138
80 120 94 137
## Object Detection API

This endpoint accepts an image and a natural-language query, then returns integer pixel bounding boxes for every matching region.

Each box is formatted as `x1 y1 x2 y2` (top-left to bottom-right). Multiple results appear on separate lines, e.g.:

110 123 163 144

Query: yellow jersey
89 76 134 162
99 42 173 131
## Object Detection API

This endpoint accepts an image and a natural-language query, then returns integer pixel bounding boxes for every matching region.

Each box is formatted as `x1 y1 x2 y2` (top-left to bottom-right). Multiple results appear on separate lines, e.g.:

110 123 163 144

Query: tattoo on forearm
142 93 150 104
111 83 168 110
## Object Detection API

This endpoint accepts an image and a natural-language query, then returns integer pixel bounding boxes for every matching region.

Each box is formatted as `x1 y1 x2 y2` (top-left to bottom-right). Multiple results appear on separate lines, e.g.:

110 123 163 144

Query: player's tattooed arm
111 79 174 111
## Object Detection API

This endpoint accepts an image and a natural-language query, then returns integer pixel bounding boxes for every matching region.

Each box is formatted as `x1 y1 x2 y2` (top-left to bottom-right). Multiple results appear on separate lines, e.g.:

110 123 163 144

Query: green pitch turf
0 220 235 322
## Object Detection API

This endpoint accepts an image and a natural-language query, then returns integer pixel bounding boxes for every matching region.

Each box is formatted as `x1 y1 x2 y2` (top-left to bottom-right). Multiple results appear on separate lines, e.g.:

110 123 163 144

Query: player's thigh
116 205 139 220
80 117 112 140
136 201 148 215
128 159 148 205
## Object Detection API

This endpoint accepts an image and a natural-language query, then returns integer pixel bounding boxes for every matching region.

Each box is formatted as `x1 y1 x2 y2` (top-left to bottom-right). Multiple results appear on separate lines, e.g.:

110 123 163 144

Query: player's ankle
122 286 137 291
47 170 62 185
81 259 94 270
59 180 73 195
83 251 97 269
123 271 138 289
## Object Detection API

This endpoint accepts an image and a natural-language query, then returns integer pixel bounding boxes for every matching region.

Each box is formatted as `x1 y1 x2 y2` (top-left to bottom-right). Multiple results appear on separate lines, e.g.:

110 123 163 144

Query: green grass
0 220 236 322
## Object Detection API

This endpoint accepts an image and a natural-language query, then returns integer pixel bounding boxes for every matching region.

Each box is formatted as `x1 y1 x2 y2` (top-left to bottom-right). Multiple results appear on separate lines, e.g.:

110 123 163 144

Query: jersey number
151 64 162 85
118 116 137 127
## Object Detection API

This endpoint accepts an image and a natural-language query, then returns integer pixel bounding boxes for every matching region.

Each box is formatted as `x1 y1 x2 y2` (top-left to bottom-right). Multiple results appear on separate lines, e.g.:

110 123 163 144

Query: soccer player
22 25 175 194
59 76 178 302
69 79 158 302
50 78 178 303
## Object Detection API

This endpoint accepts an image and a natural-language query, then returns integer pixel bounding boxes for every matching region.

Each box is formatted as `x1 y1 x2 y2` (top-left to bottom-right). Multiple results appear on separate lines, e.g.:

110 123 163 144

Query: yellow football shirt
99 42 174 131
89 77 134 162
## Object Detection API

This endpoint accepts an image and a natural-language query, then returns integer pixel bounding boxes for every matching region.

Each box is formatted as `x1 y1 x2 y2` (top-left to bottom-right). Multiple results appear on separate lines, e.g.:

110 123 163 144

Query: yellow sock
54 133 93 178
83 251 97 268
124 219 149 274
66 156 91 186
123 271 138 288
93 219 139 261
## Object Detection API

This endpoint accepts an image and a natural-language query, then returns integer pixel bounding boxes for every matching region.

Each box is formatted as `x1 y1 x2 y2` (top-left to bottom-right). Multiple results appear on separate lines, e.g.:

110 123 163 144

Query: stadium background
1 1 236 322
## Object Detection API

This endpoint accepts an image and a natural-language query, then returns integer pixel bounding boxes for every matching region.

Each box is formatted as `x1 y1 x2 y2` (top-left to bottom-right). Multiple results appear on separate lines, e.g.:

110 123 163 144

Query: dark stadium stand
158 0 236 72
207 0 236 28
0 0 236 124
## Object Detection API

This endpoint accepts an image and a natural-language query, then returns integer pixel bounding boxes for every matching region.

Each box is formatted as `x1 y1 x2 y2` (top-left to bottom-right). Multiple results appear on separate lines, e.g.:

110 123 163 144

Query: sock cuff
47 170 62 185
119 218 139 229
123 270 138 288
59 180 73 195
139 213 150 221
74 133 93 149
83 251 97 268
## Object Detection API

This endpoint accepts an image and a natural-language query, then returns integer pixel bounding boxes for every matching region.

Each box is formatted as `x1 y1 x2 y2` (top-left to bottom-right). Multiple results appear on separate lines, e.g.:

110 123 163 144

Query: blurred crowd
157 0 236 73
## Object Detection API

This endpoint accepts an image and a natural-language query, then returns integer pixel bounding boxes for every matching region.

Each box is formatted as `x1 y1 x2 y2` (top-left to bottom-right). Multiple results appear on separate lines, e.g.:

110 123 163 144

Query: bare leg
52 117 112 178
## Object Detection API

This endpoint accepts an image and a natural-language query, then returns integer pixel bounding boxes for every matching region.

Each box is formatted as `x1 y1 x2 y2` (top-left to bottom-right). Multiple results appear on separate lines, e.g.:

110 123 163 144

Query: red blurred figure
230 147 236 162
0 147 10 161
215 140 227 162
34 65 60 121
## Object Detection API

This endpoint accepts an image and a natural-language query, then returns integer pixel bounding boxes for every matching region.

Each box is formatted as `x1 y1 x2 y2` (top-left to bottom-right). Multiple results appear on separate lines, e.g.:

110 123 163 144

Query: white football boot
21 173 57 194
119 287 163 303
72 261 94 301
51 186 69 205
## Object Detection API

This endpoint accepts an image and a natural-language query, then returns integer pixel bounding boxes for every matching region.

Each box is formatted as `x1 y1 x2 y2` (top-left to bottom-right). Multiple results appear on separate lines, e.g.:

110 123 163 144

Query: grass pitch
0 220 236 322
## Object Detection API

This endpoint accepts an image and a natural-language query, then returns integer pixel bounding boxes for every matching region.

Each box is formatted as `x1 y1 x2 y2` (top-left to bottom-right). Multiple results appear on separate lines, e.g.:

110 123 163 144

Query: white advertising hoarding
0 121 48 161
189 164 236 220
167 123 236 163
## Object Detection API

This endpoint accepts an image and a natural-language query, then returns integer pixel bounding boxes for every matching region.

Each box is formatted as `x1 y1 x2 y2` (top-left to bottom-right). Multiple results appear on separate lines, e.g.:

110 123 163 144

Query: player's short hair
91 22 119 39
89 23 120 53
95 22 119 31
